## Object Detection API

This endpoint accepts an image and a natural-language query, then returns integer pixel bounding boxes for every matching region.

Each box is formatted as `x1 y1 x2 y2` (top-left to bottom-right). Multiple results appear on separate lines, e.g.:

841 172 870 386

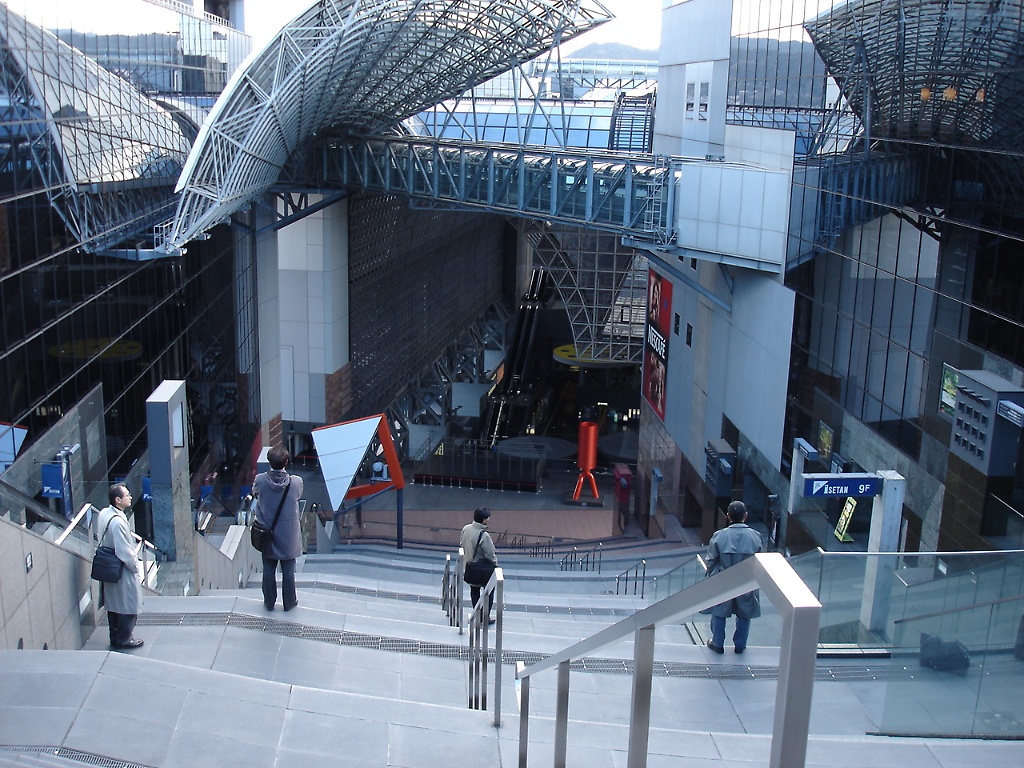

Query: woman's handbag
250 479 291 553
463 530 496 587
91 518 125 583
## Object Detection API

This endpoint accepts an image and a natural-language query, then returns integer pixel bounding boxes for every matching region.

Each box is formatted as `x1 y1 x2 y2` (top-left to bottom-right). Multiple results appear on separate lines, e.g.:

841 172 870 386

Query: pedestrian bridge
306 132 794 274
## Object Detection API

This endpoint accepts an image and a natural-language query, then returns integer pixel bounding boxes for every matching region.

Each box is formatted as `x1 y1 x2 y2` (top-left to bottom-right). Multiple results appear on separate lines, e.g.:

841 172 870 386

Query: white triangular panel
312 415 383 510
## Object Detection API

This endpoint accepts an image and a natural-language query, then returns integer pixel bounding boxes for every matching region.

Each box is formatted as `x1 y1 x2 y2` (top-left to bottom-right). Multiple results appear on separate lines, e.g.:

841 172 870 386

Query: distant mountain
567 42 658 61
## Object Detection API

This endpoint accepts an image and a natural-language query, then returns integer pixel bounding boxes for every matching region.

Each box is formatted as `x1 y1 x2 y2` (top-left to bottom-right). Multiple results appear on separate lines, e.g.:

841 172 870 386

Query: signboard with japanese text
643 268 672 421
834 497 856 542
803 473 881 498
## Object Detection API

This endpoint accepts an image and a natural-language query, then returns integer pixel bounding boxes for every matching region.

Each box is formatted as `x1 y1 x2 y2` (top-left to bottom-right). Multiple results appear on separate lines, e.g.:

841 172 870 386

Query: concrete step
277 565 655 611
11 648 1021 768
304 542 703 571
297 555 683 596
161 584 760 660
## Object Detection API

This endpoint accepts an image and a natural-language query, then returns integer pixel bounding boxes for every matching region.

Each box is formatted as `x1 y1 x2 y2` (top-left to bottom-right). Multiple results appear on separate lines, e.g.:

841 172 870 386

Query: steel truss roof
169 0 613 248
805 0 1024 147
0 4 190 251
528 222 646 363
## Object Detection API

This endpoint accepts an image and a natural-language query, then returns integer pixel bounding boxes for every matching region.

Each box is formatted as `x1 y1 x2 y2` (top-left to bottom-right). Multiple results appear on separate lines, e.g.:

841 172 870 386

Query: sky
243 0 664 54
12 0 663 55
13 0 834 49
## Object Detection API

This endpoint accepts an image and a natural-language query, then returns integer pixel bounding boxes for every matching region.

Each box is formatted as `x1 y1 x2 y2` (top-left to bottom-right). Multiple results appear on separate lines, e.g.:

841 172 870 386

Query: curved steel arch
805 0 1024 147
169 0 612 248
0 4 190 250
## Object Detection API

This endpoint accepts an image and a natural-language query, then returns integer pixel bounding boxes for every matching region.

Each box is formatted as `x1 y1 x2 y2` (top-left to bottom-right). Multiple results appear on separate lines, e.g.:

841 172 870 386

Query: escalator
483 269 549 444
608 91 656 153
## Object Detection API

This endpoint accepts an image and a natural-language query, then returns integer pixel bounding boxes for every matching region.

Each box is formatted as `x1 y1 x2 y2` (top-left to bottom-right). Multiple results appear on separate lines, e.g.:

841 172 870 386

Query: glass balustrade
881 593 1024 738
650 554 706 602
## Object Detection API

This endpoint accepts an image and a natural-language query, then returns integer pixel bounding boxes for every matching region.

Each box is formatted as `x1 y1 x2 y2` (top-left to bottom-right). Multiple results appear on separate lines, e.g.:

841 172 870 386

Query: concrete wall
661 265 793 485
0 516 94 650
194 525 260 593
654 0 731 158
276 196 350 425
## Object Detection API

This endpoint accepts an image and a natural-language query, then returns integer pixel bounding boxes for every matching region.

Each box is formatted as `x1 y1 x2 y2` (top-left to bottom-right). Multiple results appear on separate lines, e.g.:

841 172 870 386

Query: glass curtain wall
0 0 253 479
729 1 1024 477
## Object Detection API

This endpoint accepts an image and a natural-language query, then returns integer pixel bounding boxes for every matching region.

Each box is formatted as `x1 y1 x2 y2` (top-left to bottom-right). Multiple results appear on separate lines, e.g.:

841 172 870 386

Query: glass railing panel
881 593 1024 738
650 555 705 602
0 478 91 550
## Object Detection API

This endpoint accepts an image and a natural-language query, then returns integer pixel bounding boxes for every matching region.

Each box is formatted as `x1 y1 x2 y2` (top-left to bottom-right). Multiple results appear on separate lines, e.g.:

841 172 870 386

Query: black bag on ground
919 632 970 672
464 558 496 587
91 517 124 583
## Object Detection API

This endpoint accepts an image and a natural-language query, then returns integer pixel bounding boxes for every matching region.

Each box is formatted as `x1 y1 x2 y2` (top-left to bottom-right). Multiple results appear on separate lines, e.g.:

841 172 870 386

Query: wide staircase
5 532 1023 768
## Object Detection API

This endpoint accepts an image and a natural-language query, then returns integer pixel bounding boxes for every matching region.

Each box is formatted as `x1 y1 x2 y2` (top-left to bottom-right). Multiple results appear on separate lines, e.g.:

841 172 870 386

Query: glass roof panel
0 3 190 188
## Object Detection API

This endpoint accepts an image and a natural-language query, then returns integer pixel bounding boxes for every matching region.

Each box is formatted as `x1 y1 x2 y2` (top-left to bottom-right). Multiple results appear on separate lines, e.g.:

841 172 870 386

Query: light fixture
943 86 957 101
920 87 931 101
975 87 986 102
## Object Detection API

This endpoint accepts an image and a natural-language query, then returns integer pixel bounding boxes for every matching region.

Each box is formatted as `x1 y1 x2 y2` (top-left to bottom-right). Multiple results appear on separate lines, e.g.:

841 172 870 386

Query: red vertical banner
643 268 672 420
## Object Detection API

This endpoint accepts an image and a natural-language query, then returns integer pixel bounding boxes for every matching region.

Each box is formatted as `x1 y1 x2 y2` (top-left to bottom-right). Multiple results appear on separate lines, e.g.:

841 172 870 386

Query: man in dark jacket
705 501 764 654
253 447 304 611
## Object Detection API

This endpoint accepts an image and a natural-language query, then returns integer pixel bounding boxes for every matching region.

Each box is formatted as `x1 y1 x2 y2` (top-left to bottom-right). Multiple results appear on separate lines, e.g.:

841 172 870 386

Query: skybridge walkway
313 133 678 245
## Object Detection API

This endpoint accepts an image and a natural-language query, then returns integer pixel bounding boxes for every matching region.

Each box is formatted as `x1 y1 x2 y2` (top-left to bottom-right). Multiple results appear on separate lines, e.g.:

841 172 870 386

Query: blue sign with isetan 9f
803 473 881 498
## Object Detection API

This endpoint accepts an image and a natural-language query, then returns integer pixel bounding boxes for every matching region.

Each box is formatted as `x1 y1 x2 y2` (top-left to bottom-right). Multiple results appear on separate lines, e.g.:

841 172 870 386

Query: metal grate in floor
135 611 893 681
0 745 153 768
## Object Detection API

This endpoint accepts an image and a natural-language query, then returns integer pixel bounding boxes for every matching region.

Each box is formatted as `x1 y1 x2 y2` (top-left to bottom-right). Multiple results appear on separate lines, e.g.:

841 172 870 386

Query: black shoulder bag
464 529 496 587
250 479 291 553
91 516 125 583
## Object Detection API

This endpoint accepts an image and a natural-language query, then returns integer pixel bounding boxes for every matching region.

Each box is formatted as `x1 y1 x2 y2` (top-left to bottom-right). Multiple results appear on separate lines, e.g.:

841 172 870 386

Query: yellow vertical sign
834 497 856 543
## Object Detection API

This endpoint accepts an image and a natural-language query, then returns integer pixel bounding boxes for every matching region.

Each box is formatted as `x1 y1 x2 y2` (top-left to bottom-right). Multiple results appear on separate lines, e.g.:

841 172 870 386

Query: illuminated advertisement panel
643 268 672 420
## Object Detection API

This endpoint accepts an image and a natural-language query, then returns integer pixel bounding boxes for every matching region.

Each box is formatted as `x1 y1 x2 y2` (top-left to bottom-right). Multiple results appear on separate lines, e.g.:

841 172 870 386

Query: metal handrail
135 534 160 589
515 553 822 768
441 548 466 634
529 538 554 558
54 503 92 546
559 547 577 571
560 541 603 573
615 558 646 597
468 566 504 727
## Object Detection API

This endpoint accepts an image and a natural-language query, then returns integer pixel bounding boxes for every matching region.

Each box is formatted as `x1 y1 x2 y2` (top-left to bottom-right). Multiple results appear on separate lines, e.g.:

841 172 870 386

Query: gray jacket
96 506 141 615
706 522 764 619
253 469 304 560
459 521 496 572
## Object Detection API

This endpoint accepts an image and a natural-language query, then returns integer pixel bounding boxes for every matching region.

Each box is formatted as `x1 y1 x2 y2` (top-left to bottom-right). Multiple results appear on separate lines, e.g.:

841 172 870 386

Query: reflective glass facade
0 0 256 479
728 0 1024 550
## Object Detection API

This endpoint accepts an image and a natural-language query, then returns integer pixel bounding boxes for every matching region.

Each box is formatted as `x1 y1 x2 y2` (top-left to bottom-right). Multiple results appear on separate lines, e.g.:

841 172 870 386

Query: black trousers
470 586 494 616
108 612 138 646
